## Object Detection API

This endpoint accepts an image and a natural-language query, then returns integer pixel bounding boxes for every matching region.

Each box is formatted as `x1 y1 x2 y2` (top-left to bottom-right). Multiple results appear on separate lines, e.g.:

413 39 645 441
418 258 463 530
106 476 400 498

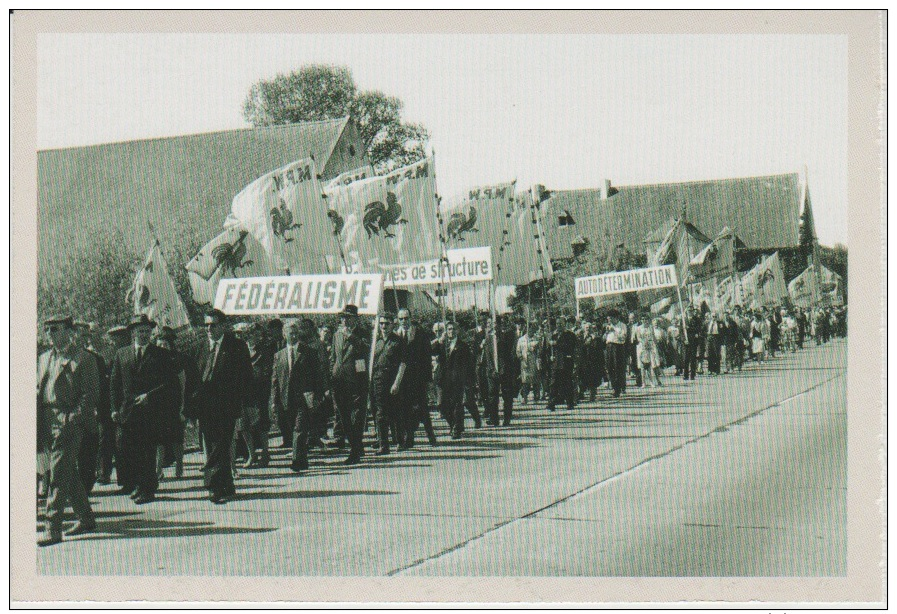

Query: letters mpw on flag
324 157 440 272
227 158 336 274
186 227 273 307
128 242 191 329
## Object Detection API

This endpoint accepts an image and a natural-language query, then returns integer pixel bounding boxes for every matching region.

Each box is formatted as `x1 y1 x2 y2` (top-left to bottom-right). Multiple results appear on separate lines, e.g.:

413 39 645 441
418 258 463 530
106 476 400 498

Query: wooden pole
676 282 689 345
489 279 499 374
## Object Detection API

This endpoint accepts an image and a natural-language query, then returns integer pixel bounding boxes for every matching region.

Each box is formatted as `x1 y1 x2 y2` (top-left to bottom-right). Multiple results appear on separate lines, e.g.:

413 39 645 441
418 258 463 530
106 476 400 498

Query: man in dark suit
73 321 105 495
395 309 436 448
98 325 130 486
188 309 252 504
330 304 371 465
682 307 704 382
270 319 325 472
154 326 200 479
370 314 407 455
109 314 178 505
437 320 475 439
625 312 642 390
546 317 577 411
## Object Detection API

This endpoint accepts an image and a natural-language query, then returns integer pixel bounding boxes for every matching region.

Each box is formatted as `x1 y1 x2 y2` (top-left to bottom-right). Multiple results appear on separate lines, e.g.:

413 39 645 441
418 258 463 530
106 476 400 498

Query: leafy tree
242 64 428 172
37 232 140 331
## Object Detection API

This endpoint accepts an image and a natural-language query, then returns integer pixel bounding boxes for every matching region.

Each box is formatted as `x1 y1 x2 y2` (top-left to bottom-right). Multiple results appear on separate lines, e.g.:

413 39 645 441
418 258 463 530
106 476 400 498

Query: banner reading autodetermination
214 274 383 316
381 246 493 287
576 265 678 299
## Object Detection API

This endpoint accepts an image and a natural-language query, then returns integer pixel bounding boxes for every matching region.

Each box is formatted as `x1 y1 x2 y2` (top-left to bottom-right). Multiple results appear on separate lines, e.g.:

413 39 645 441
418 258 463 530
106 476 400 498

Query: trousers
200 417 236 496
605 343 627 395
44 422 93 531
332 380 368 458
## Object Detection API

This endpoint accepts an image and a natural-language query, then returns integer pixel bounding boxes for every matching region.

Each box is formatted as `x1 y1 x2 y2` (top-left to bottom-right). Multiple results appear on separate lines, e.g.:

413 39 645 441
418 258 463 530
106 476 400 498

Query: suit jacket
190 332 252 424
37 346 101 449
331 325 370 389
398 325 431 392
436 338 473 395
109 343 178 433
270 342 324 417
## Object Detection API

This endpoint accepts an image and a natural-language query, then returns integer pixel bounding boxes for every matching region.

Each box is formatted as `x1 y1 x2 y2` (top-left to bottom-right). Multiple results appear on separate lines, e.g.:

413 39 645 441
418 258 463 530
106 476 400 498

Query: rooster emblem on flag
446 206 478 241
759 268 775 287
270 198 302 243
212 230 254 276
363 192 407 238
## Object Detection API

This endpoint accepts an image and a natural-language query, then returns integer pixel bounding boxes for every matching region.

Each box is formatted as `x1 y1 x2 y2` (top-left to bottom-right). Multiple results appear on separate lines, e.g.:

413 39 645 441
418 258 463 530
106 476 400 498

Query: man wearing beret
189 309 253 503
37 315 100 546
109 314 179 505
330 304 371 465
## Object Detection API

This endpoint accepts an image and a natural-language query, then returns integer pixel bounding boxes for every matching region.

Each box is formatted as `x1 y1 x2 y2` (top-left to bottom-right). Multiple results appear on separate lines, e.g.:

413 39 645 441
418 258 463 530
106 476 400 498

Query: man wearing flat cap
330 304 371 465
36 315 100 546
97 325 130 486
109 314 179 505
189 309 252 503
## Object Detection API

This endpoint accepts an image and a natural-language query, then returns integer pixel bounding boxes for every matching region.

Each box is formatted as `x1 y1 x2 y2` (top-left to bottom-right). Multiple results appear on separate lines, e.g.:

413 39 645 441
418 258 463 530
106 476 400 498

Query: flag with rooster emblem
227 158 336 274
788 263 844 307
738 251 787 308
186 227 273 306
439 181 550 286
323 157 440 272
128 242 191 328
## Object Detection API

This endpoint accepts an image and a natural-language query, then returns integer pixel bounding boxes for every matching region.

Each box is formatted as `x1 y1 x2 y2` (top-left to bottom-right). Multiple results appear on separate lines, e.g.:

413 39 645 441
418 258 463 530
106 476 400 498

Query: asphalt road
37 339 846 577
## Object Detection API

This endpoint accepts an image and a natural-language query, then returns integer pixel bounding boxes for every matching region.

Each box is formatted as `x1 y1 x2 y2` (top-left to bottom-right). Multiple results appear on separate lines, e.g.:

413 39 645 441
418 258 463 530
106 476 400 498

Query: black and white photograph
11 10 884 606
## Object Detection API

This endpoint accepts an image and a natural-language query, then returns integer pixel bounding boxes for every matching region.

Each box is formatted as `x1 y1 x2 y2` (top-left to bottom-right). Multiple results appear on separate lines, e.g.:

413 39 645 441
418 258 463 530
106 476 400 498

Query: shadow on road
73 518 277 541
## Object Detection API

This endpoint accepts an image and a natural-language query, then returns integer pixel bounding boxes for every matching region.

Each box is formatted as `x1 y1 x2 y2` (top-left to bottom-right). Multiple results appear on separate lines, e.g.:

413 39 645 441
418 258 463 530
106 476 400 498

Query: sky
37 33 848 245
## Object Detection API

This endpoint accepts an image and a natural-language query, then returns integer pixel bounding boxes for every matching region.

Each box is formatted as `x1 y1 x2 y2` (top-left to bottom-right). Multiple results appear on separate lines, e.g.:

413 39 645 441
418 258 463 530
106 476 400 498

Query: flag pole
321 192 350 274
489 279 499 374
676 281 689 345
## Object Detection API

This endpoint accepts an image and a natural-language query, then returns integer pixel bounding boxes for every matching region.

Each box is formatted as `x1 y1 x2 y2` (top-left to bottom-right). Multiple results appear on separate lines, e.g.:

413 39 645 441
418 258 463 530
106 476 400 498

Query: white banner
214 274 383 316
227 158 335 274
576 265 678 299
323 157 440 272
380 247 493 287
129 242 191 329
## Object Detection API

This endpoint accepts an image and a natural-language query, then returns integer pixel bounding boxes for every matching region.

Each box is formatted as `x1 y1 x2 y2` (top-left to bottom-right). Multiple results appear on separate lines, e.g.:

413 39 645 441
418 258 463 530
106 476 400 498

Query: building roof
541 173 804 261
38 118 358 277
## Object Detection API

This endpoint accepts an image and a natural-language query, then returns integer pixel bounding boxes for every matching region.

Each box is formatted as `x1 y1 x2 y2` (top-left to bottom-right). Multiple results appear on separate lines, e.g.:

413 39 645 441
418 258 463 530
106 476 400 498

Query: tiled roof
541 173 803 260
38 118 354 275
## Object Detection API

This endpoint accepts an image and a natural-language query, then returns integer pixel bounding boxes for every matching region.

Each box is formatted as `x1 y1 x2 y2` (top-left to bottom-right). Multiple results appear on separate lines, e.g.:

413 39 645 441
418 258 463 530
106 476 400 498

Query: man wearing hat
330 304 371 465
36 315 100 546
109 314 179 505
154 326 199 480
72 321 103 495
188 309 252 503
97 325 130 486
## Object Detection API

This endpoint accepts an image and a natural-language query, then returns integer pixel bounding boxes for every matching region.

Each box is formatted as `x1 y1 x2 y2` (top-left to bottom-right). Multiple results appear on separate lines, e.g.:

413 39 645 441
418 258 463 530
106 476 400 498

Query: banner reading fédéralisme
214 273 383 316
575 265 678 299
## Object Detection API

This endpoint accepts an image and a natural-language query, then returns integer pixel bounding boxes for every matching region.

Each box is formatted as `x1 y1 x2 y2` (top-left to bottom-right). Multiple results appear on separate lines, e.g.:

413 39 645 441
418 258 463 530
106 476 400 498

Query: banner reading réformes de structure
379 246 493 287
576 265 678 299
214 274 383 316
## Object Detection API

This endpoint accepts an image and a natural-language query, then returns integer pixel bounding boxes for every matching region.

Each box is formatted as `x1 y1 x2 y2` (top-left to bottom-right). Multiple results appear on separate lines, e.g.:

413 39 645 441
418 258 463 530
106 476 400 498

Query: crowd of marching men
36 302 846 546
